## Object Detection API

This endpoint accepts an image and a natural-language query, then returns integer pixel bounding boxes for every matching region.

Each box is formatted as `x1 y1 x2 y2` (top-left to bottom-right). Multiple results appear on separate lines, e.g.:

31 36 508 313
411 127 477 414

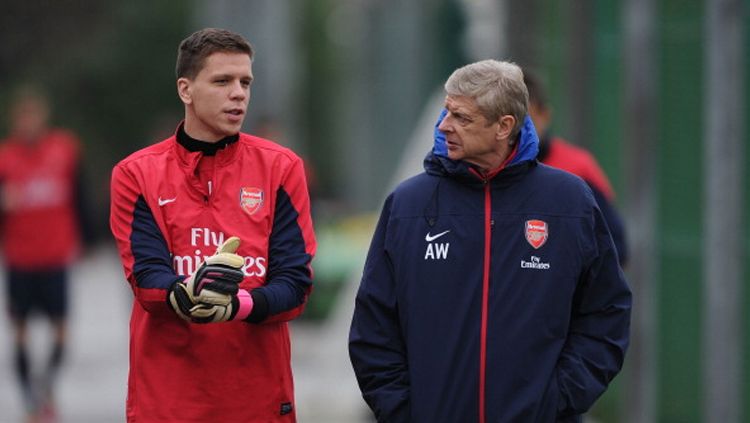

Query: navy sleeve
246 186 313 322
349 195 411 423
131 196 183 291
555 204 632 417
588 184 628 267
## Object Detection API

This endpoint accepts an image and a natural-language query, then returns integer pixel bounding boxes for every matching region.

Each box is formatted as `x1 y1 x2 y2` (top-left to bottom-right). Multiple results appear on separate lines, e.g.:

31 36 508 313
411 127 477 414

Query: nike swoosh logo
425 230 450 242
158 197 176 206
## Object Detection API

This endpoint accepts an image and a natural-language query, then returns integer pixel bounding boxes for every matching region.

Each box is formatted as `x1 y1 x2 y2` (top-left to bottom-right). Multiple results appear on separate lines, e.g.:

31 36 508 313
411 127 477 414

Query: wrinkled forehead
444 95 481 114
444 95 488 122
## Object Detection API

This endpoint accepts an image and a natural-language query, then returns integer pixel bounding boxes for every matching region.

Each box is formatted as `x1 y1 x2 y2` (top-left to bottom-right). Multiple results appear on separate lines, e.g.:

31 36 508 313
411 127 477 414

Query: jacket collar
176 122 239 156
172 122 241 170
424 110 540 184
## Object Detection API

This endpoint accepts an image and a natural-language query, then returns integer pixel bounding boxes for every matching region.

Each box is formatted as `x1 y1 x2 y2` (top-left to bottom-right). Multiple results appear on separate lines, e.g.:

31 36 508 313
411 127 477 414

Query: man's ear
177 78 192 105
496 115 516 141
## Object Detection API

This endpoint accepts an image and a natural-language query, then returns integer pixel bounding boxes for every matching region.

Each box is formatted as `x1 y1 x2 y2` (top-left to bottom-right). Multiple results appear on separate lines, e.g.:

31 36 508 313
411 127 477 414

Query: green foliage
300 214 374 321
296 0 344 199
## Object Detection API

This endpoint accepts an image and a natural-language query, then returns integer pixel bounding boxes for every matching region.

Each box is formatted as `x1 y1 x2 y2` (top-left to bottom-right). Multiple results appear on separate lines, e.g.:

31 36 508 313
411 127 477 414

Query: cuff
233 289 254 321
244 290 269 323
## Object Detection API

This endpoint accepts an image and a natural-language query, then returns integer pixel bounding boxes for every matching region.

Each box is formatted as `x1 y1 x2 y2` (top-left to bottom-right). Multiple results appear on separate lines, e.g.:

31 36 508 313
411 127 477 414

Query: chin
221 125 243 136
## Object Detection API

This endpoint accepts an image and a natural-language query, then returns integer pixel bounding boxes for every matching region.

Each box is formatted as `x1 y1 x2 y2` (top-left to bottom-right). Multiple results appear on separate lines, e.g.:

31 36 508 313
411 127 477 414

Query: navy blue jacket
349 117 631 422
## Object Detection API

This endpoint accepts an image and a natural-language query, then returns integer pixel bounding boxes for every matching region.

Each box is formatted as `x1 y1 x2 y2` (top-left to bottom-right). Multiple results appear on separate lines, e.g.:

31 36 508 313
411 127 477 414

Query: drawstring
423 179 441 227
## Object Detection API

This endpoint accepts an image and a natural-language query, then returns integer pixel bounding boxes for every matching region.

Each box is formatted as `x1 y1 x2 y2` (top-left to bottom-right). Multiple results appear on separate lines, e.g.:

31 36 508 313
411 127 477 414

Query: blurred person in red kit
110 28 316 422
0 85 92 423
524 71 628 266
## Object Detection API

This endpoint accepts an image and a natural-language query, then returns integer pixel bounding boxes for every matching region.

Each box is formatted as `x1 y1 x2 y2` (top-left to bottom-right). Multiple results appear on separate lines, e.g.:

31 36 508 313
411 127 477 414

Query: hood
425 108 540 179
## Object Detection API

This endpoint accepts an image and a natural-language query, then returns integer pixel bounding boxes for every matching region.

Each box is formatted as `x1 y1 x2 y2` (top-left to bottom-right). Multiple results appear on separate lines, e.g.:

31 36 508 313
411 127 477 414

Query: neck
474 142 518 175
183 121 224 143
473 142 516 174
177 123 238 156
15 128 45 144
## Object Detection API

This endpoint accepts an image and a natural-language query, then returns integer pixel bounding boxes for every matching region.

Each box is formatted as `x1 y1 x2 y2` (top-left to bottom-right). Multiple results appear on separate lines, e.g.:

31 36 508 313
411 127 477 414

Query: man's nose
230 81 247 99
438 116 451 132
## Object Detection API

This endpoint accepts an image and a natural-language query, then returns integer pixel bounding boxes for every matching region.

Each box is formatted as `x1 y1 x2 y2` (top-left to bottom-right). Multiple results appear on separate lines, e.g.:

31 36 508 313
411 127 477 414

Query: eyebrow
211 73 254 81
445 101 473 115
448 108 473 120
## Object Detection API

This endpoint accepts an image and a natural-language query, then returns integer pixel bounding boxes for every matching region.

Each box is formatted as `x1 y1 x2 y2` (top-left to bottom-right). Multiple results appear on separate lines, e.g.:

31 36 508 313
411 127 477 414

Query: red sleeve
110 162 181 316
577 152 616 201
546 139 616 201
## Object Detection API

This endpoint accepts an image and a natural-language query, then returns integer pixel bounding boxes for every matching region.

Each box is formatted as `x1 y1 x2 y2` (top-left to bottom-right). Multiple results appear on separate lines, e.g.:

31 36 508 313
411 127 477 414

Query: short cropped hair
444 60 528 139
176 28 254 79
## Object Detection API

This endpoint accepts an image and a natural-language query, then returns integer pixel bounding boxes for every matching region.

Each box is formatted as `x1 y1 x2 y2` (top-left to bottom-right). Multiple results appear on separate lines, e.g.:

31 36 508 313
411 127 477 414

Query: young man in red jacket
110 28 316 422
0 86 90 423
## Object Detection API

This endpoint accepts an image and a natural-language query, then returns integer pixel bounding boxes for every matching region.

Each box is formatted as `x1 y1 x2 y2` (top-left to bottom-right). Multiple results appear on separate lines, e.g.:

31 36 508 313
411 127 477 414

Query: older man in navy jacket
349 60 631 423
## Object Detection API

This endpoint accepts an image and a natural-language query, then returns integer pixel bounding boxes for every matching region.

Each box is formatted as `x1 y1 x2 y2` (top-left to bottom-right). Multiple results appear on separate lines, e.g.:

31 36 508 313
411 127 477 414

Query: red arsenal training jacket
110 129 316 422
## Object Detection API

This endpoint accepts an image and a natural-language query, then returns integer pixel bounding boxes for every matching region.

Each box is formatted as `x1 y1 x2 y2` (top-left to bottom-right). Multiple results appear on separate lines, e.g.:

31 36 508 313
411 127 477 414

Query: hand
168 236 254 323
188 301 235 323
185 236 245 306
168 281 193 322
168 236 243 320
168 281 236 323
187 288 253 323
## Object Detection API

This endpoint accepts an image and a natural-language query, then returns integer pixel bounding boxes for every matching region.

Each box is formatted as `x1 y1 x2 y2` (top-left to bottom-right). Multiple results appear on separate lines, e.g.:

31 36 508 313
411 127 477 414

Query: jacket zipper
479 179 491 423
208 159 219 205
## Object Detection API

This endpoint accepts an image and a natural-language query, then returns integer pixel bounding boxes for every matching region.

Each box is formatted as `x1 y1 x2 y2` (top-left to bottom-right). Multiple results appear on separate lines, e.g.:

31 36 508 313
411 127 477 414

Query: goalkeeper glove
189 288 254 323
168 236 253 323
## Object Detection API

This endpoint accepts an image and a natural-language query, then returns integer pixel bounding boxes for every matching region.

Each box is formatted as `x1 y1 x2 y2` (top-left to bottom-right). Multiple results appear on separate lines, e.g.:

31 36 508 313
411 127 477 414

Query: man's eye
215 79 228 84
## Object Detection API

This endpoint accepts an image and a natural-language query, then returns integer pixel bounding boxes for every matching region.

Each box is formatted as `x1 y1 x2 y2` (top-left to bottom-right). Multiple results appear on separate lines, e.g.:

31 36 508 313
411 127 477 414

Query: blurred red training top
0 130 82 269
542 136 616 201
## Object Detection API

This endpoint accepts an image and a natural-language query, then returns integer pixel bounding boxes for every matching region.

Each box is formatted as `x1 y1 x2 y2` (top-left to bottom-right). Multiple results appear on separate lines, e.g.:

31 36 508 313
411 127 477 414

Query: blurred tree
296 0 466 211
297 0 343 203
0 1 109 88
0 0 192 241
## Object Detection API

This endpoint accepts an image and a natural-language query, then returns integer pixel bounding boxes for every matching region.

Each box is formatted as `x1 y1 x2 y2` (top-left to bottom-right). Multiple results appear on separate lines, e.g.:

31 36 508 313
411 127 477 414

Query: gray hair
444 60 528 139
